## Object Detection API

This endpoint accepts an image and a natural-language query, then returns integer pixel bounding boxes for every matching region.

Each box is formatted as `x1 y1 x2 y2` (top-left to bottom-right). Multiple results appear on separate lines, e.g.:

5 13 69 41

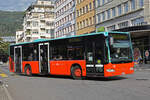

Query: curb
134 68 150 71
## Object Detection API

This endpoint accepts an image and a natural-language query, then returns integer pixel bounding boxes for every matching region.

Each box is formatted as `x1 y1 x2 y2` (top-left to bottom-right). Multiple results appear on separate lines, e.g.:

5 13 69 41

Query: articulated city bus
9 32 134 79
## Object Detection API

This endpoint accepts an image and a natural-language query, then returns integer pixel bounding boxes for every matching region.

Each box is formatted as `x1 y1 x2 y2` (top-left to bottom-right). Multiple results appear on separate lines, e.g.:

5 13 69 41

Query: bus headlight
106 69 115 72
130 67 134 70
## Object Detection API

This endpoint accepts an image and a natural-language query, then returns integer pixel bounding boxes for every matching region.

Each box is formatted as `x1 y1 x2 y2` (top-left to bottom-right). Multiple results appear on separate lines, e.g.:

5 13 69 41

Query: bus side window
51 45 67 60
67 45 84 60
28 53 33 61
22 44 38 61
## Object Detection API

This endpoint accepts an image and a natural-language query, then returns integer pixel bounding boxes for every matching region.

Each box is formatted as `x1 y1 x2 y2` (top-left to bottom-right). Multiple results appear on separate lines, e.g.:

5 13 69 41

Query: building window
102 12 105 21
80 8 82 15
77 22 79 30
107 25 116 31
83 7 85 14
107 9 111 19
80 21 82 29
32 30 38 34
89 17 92 25
77 10 79 17
112 7 116 17
86 19 89 26
118 5 122 16
83 20 85 28
46 29 54 34
131 0 136 10
97 0 100 7
93 16 95 24
86 5 88 12
89 2 92 10
139 0 144 8
32 21 38 27
131 17 145 26
118 21 128 29
93 0 95 9
97 13 101 23
102 0 105 5
124 2 128 13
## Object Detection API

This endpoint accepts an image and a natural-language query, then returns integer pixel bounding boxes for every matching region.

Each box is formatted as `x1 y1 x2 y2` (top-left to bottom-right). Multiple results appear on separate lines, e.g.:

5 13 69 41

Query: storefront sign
145 50 149 57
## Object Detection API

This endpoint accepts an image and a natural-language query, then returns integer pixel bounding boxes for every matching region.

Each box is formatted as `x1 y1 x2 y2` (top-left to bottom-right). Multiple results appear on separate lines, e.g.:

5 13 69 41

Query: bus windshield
109 33 133 64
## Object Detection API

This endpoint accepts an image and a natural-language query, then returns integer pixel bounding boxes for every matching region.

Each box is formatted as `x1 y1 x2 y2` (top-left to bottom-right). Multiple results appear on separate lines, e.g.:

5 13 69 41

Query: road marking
0 73 8 78
3 84 14 100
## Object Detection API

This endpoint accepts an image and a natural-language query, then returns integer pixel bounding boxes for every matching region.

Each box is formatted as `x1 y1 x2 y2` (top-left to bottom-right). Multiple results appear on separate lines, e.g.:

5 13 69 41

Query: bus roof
11 31 129 46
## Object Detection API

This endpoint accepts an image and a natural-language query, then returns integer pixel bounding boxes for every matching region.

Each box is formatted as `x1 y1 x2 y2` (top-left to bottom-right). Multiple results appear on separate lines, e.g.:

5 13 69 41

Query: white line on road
3 84 13 100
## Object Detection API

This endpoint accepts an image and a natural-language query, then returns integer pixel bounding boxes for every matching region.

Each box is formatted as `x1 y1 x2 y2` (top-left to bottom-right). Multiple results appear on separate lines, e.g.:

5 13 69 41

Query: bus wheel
71 66 82 80
25 65 32 76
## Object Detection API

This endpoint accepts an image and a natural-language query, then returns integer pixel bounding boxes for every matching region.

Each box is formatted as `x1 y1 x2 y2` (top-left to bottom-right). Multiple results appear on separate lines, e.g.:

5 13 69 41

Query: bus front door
39 43 50 74
14 46 22 73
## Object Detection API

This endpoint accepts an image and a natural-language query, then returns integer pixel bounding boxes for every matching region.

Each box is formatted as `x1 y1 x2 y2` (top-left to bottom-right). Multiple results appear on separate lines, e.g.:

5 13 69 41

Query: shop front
115 25 150 65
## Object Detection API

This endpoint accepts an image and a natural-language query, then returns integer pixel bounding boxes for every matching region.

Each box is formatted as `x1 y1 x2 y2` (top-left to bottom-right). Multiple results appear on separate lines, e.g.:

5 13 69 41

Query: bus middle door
14 46 22 73
39 43 50 74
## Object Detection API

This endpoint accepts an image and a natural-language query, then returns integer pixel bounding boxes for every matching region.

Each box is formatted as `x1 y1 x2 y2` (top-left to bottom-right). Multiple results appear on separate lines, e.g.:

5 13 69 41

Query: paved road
0 65 150 100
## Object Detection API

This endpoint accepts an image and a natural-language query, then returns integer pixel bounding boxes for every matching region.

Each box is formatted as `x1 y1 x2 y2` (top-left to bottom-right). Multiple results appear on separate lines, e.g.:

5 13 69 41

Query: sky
0 0 36 11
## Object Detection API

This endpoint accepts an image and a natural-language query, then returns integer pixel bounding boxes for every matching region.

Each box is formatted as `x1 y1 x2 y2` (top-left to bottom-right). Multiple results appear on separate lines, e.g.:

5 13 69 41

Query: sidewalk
134 64 150 71
0 81 9 100
0 63 9 67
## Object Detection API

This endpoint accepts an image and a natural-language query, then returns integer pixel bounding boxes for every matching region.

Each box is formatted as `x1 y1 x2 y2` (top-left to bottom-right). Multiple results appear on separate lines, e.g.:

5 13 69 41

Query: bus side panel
9 57 15 72
104 62 134 77
50 61 68 75
50 60 86 76
22 61 40 74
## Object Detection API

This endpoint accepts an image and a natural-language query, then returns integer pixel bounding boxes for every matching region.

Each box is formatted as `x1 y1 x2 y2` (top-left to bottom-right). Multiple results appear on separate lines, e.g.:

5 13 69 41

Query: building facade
16 30 24 43
23 0 55 42
95 0 150 64
55 0 76 38
76 0 96 35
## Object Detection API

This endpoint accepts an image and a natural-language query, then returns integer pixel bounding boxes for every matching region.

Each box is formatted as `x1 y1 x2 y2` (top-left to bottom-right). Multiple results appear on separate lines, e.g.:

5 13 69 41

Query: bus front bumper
104 62 134 77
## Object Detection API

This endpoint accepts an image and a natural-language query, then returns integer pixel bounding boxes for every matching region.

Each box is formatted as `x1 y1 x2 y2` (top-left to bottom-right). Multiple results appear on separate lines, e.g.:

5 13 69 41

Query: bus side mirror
110 37 114 45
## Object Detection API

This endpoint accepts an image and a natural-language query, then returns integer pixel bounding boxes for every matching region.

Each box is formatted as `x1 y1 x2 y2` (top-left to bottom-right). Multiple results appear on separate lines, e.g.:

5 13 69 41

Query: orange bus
9 32 134 79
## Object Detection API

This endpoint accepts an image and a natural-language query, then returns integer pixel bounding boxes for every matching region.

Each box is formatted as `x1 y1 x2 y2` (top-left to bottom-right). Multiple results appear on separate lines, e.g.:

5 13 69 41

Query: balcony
40 25 46 29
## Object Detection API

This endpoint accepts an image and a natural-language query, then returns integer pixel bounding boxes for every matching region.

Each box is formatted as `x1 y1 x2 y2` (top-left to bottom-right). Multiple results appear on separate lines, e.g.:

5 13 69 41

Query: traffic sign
145 50 149 57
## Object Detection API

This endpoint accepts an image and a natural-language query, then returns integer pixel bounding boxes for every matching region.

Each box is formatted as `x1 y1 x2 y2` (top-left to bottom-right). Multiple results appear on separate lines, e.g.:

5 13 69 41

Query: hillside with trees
0 10 24 36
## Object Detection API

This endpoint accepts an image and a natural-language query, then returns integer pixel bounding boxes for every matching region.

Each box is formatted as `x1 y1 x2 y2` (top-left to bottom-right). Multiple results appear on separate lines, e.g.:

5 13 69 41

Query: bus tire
24 65 32 76
71 65 82 80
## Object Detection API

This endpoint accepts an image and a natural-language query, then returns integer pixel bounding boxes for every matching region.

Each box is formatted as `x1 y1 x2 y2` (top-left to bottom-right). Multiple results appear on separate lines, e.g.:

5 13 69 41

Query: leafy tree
0 41 10 56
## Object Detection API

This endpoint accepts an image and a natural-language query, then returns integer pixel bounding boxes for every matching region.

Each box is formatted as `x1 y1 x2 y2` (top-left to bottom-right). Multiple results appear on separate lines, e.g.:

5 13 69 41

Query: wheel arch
24 64 32 72
70 63 82 74
24 64 32 75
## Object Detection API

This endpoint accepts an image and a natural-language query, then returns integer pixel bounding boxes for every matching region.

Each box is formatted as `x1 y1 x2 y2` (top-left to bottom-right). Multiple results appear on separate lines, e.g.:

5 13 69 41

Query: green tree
0 41 10 55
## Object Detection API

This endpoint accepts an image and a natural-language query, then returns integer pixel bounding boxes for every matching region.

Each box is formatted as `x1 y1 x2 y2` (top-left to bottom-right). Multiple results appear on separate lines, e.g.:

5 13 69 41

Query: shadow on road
85 76 127 81
18 74 127 82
